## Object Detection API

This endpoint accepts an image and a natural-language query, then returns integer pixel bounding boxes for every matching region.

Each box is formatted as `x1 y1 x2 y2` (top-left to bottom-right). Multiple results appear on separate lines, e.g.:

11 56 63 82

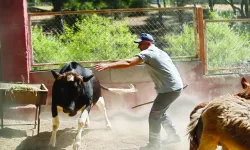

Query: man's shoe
161 134 181 145
139 143 161 150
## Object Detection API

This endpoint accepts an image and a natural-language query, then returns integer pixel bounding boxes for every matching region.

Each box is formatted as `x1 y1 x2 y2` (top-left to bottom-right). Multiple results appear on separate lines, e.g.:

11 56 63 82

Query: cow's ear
51 70 61 80
83 74 94 82
241 77 250 89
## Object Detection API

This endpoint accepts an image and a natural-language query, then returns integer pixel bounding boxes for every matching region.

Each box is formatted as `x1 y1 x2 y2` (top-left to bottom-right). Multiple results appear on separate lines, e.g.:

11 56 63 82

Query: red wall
0 0 30 82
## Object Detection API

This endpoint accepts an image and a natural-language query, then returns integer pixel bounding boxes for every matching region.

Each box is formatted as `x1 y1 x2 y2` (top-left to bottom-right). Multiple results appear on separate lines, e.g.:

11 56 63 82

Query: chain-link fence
28 7 198 70
204 19 250 75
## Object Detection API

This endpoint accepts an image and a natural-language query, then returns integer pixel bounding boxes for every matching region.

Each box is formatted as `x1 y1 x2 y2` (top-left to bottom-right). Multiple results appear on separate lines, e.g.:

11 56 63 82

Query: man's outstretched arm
94 57 142 71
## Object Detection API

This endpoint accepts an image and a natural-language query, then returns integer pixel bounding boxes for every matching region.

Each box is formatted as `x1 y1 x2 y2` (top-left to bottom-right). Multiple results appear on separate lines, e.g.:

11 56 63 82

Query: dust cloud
0 92 203 150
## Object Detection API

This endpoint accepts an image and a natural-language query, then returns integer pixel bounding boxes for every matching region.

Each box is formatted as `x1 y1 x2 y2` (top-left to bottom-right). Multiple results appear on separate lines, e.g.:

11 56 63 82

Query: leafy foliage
62 0 150 10
208 10 236 19
163 20 250 70
163 24 195 57
32 27 69 63
63 0 106 10
206 22 250 69
206 10 250 69
32 15 138 65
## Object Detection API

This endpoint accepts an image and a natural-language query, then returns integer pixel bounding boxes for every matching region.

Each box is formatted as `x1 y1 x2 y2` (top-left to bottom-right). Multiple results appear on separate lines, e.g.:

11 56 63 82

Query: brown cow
187 77 250 150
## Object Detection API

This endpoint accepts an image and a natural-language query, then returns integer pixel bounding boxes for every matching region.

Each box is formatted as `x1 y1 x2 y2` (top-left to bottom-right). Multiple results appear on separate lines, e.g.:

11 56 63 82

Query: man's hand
94 63 110 71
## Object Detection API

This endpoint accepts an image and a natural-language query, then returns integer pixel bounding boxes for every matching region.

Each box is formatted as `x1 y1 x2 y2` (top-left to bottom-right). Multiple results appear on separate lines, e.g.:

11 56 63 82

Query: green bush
32 27 69 63
206 22 250 69
163 21 250 69
163 24 195 57
208 11 236 20
205 10 250 71
32 14 138 65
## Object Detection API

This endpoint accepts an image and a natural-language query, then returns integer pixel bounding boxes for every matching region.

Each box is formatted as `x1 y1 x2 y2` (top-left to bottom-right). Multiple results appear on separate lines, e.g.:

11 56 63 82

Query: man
94 33 183 150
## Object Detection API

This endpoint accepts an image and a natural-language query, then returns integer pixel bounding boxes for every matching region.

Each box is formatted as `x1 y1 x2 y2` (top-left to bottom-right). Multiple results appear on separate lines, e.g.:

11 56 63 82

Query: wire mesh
28 7 198 70
204 19 250 75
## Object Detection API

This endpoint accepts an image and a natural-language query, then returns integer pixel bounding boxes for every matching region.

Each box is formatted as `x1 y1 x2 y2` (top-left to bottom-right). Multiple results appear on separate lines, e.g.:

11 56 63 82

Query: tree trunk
157 0 161 8
163 0 166 7
157 0 163 26
176 0 184 23
51 0 64 34
209 0 214 11
241 0 249 17
225 0 242 16
52 0 63 11
245 0 249 17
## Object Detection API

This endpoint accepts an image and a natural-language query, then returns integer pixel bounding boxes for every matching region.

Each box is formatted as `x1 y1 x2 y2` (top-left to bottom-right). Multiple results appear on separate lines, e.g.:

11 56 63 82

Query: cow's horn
83 74 94 82
51 70 61 80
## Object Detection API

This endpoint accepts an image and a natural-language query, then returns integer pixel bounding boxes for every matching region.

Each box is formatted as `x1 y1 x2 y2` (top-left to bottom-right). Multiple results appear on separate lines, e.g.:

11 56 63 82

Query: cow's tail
187 102 208 150
100 84 137 94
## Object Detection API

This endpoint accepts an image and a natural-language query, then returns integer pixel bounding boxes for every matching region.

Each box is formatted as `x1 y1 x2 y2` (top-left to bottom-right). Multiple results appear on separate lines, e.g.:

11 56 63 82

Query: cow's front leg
49 105 59 147
73 106 90 150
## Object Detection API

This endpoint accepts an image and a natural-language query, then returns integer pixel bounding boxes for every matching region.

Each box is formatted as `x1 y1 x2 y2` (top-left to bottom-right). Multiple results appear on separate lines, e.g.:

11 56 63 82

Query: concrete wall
29 60 247 117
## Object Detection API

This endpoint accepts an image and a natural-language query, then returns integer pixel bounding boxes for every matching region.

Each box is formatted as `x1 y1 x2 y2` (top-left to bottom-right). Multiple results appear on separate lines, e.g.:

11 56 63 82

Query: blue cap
134 33 154 43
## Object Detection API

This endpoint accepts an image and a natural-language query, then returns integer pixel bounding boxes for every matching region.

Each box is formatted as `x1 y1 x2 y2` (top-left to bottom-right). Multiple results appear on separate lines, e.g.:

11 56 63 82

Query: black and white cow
48 62 136 150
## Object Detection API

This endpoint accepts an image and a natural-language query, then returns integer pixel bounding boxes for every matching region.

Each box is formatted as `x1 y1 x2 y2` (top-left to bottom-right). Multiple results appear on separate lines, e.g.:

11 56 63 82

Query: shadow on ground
16 128 75 150
0 127 27 138
15 127 111 150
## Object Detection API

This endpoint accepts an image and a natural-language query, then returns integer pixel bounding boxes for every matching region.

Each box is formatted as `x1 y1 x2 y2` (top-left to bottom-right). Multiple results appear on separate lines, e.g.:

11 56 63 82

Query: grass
5 84 40 101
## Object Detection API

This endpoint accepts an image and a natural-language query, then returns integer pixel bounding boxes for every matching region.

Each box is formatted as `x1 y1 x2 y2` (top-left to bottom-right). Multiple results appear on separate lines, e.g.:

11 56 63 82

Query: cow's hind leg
96 96 112 130
73 107 89 150
85 115 90 128
220 144 229 150
198 133 219 150
49 115 59 147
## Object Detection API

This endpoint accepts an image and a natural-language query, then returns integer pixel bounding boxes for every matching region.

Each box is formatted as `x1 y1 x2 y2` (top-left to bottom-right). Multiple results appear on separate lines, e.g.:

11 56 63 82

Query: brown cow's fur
201 95 250 150
189 102 208 120
188 102 207 150
188 77 250 150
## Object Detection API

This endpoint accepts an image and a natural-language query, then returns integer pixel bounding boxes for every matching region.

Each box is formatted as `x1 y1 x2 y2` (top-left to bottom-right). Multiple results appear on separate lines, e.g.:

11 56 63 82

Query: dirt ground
0 94 221 150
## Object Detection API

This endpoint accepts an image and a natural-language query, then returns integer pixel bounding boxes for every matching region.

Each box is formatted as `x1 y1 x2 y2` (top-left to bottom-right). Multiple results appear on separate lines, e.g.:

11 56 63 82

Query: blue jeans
148 88 182 145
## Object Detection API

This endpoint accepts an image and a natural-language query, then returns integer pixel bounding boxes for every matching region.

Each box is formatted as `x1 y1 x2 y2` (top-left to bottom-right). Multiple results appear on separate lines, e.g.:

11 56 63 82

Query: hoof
73 143 81 150
84 124 89 128
48 143 56 148
106 126 112 131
